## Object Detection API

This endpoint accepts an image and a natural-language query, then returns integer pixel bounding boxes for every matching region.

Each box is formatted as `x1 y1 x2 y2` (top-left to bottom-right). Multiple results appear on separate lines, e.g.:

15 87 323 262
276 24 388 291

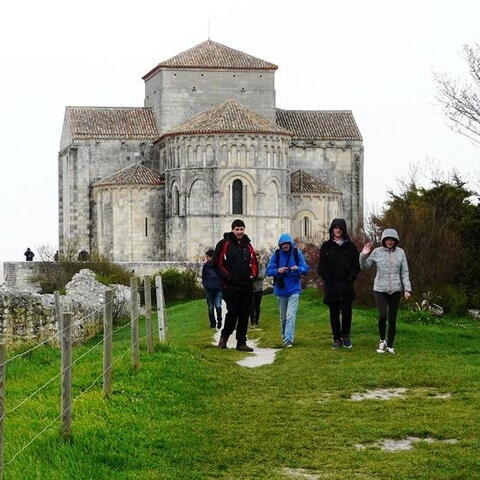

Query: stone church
58 40 363 261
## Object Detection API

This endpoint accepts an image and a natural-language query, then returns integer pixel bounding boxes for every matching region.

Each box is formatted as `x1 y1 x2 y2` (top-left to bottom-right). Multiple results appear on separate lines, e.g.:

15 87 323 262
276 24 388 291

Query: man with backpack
214 219 258 352
267 233 309 348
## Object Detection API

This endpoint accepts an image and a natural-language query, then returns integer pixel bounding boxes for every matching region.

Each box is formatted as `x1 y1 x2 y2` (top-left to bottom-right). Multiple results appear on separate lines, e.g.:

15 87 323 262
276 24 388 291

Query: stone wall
58 139 155 255
0 270 130 348
144 69 276 133
3 261 202 292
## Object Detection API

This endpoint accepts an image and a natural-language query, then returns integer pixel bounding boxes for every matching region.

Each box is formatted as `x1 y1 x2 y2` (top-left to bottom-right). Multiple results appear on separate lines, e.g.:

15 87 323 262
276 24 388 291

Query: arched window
173 186 180 215
232 179 243 214
303 216 311 238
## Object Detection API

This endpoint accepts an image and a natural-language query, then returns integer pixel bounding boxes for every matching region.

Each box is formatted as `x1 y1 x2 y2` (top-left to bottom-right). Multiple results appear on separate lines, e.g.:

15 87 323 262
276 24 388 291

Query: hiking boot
218 335 228 349
284 341 293 348
332 339 342 349
386 346 395 354
217 320 222 330
376 340 386 353
236 343 254 352
342 336 352 349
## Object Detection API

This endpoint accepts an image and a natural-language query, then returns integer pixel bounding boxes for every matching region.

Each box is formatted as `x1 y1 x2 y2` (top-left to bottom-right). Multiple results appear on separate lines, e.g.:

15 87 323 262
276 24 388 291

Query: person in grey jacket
360 228 411 354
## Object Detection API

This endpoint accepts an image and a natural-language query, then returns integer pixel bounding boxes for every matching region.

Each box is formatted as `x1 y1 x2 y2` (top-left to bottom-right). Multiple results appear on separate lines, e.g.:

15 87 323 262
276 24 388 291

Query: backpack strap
276 247 299 266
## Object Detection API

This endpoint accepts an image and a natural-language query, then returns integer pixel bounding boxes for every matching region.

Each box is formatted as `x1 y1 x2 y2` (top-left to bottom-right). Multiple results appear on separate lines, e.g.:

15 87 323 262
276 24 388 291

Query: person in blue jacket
267 233 309 347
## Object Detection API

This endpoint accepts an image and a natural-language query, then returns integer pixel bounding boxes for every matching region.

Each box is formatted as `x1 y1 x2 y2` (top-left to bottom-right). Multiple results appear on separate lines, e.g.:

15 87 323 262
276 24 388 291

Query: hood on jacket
278 233 295 247
381 228 399 247
329 218 349 240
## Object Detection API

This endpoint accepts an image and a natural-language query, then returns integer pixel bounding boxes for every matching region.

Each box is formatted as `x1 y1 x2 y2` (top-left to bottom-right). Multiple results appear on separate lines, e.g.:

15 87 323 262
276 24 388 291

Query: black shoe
217 320 222 329
210 321 216 329
218 336 228 349
236 344 254 352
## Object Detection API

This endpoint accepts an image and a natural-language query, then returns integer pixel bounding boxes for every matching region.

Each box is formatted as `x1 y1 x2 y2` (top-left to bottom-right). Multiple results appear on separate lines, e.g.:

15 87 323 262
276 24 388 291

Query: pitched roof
276 109 362 141
161 99 292 139
143 40 277 79
290 170 340 195
66 107 159 140
93 164 164 187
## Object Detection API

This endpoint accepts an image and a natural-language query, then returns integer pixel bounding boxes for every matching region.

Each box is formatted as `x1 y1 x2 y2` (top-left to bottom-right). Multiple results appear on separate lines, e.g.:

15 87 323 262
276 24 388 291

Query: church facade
58 40 363 261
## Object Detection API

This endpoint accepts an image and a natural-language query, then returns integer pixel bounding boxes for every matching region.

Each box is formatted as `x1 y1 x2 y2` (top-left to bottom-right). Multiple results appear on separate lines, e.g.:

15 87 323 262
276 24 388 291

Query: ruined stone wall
0 270 130 348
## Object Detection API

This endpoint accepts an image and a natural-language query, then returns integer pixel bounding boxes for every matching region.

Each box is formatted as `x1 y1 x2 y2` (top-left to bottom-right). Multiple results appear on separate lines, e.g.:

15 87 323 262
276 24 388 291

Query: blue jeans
277 293 300 345
205 289 222 325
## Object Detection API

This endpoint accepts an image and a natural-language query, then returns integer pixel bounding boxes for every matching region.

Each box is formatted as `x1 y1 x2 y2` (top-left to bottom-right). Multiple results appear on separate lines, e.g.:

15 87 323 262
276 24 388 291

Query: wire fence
0 275 167 478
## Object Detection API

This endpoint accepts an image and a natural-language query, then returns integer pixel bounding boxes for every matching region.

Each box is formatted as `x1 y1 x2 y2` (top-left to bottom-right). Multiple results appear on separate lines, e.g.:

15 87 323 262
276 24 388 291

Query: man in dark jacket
201 249 223 329
24 248 34 261
318 219 360 349
214 219 258 352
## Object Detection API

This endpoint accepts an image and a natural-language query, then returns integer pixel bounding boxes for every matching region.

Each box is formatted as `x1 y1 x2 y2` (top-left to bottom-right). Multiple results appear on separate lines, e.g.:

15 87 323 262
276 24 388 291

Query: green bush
32 254 131 293
154 268 204 302
437 284 468 316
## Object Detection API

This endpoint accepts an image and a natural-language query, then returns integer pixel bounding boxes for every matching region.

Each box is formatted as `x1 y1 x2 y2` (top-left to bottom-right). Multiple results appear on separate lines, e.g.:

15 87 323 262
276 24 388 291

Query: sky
0 0 479 267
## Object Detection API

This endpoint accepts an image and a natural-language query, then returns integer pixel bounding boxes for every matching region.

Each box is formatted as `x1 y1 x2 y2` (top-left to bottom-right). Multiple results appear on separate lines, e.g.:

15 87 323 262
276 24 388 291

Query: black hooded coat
318 219 360 304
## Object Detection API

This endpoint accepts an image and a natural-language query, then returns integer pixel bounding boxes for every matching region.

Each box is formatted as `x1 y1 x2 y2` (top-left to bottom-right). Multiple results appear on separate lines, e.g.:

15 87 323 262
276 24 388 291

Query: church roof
93 164 164 187
290 170 340 195
276 109 362 141
66 107 159 140
143 40 277 80
160 99 292 139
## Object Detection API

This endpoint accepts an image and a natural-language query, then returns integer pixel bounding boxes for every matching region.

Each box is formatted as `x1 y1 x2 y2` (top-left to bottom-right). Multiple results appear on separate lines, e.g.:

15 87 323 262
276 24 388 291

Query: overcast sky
0 0 479 266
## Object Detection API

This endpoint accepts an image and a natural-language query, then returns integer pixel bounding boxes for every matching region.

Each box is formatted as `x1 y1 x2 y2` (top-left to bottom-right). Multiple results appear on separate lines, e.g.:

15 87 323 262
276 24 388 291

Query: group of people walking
202 218 411 355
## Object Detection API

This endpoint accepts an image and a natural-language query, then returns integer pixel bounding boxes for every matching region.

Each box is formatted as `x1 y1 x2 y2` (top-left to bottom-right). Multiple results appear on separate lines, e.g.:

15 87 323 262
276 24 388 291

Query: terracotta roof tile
290 170 340 194
276 109 362 141
143 40 277 79
93 164 164 187
161 99 292 138
67 107 159 140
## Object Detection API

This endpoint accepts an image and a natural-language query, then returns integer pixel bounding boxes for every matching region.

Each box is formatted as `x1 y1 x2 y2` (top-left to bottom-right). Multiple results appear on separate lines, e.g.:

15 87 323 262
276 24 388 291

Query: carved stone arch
187 145 193 167
239 144 247 168
229 144 238 167
220 170 257 216
188 177 212 215
205 144 215 166
195 144 203 166
264 180 280 216
248 144 256 166
220 144 228 167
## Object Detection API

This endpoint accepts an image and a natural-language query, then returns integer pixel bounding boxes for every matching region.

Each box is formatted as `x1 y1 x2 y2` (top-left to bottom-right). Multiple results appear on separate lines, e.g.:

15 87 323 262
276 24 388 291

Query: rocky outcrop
0 269 130 347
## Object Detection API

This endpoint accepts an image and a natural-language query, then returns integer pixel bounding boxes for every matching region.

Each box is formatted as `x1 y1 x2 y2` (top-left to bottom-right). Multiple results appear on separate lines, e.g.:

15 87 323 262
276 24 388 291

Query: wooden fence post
103 289 113 397
61 312 73 443
54 291 63 336
144 276 153 354
130 277 140 371
155 276 167 342
0 316 6 480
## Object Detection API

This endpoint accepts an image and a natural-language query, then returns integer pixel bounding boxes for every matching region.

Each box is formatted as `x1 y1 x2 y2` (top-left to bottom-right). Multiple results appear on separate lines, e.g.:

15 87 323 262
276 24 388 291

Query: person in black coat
24 248 34 261
318 219 360 349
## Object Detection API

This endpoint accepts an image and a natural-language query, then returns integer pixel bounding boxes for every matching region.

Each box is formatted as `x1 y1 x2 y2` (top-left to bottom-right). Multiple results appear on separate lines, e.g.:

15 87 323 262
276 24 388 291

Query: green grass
3 289 480 479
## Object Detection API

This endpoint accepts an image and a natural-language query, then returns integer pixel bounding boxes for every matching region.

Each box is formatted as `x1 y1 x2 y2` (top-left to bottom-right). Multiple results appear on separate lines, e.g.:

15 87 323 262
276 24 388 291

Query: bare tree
435 43 480 145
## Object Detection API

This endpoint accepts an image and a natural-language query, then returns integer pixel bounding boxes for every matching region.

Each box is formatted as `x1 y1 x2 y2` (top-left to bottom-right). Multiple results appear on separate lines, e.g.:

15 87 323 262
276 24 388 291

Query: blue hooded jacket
266 233 310 297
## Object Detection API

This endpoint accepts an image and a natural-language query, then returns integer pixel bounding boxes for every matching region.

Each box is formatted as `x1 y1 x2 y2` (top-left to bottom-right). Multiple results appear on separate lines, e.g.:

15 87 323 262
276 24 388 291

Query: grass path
3 290 480 479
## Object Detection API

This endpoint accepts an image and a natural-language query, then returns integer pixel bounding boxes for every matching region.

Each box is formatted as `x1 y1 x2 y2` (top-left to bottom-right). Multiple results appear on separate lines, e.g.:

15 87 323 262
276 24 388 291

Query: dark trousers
221 289 252 345
250 291 263 324
374 291 401 347
328 299 353 341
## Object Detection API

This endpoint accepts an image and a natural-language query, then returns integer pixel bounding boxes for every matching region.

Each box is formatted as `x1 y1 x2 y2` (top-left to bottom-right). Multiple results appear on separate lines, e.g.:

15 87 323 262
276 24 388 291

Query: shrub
32 253 131 293
437 284 468 316
154 268 204 303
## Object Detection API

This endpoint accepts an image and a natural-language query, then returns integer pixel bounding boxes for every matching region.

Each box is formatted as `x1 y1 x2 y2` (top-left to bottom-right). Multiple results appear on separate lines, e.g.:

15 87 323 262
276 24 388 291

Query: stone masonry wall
145 69 276 134
0 270 130 348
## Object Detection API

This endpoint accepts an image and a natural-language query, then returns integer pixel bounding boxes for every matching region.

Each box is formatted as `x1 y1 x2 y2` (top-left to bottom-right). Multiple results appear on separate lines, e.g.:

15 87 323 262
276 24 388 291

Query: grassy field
3 289 480 479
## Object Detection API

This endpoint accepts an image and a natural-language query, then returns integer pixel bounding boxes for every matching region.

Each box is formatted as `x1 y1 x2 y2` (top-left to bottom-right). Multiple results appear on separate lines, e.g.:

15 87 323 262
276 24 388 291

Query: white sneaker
376 340 386 353
386 346 395 354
